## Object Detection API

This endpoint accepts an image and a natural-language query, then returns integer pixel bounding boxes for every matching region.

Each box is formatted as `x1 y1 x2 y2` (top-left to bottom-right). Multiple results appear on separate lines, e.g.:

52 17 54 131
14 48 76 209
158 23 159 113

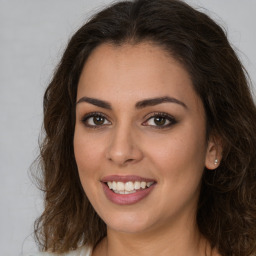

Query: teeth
125 181 134 191
134 181 140 190
141 181 146 189
147 182 154 187
117 182 125 191
106 181 154 193
107 182 112 189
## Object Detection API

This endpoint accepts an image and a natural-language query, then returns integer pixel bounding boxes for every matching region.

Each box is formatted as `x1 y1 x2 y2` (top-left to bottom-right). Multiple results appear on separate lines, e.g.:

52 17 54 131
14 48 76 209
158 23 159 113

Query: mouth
101 175 156 205
105 180 155 194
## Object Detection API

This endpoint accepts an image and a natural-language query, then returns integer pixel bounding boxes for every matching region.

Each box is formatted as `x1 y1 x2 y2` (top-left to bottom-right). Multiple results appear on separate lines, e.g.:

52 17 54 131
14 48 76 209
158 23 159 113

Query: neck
93 216 214 256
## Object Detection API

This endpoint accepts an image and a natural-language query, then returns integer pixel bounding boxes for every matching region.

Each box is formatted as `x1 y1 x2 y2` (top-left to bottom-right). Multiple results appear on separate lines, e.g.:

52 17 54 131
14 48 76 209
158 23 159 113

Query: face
74 42 218 235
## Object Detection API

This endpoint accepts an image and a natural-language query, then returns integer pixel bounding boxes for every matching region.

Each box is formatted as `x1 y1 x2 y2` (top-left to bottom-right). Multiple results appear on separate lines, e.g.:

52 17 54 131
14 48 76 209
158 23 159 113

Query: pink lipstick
101 175 156 205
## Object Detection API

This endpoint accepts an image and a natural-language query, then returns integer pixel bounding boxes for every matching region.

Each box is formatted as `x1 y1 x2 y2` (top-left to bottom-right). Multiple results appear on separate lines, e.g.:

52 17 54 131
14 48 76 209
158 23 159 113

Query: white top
25 246 92 256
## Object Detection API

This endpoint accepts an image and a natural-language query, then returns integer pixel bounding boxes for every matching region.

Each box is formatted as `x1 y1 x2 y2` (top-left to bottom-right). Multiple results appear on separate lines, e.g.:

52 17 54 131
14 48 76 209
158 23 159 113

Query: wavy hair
34 0 256 255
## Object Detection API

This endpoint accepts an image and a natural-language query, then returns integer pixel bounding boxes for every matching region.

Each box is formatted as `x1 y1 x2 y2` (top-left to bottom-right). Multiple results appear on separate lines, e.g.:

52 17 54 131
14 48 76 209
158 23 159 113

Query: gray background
0 0 255 255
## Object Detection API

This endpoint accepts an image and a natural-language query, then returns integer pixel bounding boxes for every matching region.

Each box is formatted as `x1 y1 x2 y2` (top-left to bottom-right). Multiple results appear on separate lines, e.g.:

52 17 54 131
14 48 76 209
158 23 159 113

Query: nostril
126 158 134 163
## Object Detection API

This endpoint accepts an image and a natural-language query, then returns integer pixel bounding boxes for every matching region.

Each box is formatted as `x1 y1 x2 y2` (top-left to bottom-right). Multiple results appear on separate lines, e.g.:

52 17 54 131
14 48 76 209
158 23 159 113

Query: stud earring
214 159 218 165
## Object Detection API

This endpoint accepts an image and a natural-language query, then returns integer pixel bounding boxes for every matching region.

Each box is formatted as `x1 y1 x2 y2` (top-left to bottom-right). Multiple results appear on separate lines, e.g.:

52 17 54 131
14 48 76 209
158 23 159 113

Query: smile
106 181 154 194
101 175 156 205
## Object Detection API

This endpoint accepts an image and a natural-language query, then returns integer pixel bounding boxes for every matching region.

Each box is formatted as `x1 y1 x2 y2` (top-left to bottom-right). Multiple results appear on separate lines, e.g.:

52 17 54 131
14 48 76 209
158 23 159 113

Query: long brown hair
34 0 256 255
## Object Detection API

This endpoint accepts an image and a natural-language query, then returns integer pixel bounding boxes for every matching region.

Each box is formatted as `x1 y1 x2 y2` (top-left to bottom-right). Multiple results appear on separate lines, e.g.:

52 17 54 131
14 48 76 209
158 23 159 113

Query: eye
81 112 111 128
142 112 177 128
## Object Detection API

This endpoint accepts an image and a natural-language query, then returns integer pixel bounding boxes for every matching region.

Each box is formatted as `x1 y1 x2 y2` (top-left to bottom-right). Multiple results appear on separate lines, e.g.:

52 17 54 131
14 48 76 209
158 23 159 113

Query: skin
74 42 221 256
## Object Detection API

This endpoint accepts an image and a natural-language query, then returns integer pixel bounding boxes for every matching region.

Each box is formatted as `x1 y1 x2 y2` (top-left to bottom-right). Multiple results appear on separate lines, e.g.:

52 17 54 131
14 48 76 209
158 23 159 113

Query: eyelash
142 112 177 129
81 112 177 129
81 112 110 129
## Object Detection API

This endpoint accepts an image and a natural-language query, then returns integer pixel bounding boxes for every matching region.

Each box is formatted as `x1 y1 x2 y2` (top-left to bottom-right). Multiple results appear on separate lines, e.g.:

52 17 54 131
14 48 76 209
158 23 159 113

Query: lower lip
102 182 156 205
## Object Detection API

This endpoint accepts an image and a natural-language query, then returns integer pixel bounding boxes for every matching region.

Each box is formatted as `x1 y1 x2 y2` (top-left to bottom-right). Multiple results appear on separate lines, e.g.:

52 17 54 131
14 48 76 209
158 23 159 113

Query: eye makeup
80 111 177 130
142 112 177 129
81 112 111 129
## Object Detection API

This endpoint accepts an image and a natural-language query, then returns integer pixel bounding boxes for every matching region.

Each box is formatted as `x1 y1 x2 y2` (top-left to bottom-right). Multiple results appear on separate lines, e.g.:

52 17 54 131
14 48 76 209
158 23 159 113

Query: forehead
77 42 200 110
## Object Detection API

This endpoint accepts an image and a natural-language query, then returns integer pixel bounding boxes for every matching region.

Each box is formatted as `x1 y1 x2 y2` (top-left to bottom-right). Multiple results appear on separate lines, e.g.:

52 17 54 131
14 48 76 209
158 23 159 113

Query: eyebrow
76 96 187 110
135 96 187 109
76 96 112 109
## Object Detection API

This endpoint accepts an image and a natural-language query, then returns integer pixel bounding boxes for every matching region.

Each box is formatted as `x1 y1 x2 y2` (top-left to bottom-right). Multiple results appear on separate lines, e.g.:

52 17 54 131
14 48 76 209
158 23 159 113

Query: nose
105 124 143 166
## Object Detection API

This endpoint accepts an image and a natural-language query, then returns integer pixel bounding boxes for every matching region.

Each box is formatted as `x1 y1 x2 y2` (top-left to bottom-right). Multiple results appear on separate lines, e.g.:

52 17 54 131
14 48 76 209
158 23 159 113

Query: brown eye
154 116 167 126
82 113 111 128
142 112 177 129
93 116 105 125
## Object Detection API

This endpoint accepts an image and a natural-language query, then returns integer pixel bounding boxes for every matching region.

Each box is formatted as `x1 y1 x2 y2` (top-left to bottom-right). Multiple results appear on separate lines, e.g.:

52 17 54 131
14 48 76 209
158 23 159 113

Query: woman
30 0 256 255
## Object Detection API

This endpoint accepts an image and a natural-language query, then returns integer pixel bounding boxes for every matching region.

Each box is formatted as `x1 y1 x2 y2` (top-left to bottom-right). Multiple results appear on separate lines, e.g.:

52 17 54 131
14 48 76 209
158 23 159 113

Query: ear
205 136 223 170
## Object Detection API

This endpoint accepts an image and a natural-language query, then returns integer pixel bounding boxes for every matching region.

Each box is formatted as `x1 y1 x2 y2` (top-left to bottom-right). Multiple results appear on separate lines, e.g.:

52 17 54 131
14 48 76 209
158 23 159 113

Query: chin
101 210 155 234
107 221 151 234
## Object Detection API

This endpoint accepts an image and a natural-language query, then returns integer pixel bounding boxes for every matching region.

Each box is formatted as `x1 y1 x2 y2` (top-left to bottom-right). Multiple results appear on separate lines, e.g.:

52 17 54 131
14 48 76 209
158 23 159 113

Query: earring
214 159 218 165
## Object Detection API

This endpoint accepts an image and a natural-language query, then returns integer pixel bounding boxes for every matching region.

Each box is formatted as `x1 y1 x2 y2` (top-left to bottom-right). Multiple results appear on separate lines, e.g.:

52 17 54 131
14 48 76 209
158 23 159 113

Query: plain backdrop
0 0 255 255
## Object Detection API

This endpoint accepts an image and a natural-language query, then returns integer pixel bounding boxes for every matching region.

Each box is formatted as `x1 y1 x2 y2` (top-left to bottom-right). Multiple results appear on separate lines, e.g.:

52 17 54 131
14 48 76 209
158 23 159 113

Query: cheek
73 129 105 209
150 135 206 215
156 136 206 170
144 124 207 190
147 131 206 167
73 127 105 182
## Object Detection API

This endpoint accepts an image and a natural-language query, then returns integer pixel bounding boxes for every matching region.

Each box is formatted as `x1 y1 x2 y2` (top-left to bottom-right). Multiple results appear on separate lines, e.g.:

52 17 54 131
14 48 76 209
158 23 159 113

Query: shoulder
24 246 92 256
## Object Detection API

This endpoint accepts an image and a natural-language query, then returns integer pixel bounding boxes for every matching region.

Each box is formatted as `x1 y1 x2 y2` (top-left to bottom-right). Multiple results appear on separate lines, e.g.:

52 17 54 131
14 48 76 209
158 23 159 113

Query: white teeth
112 181 117 190
147 182 154 187
113 190 136 194
117 182 125 191
134 181 140 190
125 181 134 191
107 182 112 189
141 181 146 189
106 180 154 194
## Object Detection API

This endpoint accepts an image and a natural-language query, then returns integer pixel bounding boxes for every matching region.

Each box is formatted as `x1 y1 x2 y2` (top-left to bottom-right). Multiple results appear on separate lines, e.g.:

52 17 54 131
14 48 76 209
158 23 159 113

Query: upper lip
101 175 156 183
